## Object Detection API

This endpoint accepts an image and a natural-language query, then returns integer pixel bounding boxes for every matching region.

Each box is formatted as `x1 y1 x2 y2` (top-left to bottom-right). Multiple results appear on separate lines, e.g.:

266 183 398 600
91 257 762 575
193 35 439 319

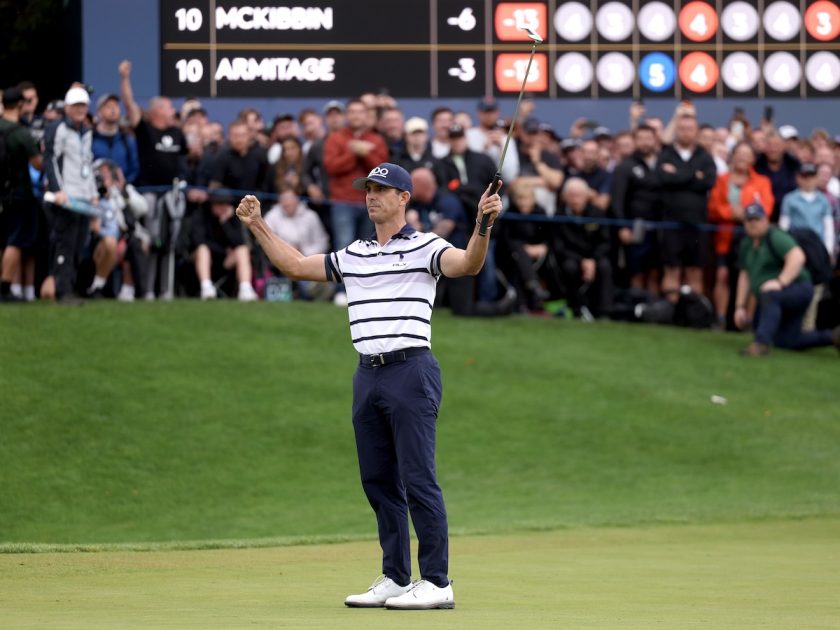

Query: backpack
767 227 833 285
634 297 676 325
673 289 715 328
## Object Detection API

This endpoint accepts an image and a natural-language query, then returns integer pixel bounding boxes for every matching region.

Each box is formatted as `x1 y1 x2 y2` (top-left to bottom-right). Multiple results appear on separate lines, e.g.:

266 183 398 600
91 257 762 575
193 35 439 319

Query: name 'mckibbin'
215 6 333 30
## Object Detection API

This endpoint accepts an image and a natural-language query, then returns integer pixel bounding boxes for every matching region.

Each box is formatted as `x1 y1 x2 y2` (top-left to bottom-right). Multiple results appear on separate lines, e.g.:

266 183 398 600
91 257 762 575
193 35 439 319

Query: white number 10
175 59 204 83
175 8 203 31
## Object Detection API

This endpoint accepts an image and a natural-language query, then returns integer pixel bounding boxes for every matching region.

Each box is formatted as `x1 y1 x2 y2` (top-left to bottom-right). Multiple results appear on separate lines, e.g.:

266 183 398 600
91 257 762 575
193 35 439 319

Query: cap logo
369 166 389 178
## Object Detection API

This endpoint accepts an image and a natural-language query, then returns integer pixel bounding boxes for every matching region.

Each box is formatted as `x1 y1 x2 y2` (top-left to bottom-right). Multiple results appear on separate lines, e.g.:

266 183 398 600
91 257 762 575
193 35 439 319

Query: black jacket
754 151 800 221
554 203 610 262
433 149 496 220
656 144 716 223
301 137 329 198
210 143 269 193
499 203 552 250
610 151 661 221
392 146 436 174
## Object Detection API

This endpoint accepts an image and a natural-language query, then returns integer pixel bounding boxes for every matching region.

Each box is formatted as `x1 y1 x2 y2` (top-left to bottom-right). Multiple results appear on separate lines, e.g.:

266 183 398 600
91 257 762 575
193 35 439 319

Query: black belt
359 346 429 367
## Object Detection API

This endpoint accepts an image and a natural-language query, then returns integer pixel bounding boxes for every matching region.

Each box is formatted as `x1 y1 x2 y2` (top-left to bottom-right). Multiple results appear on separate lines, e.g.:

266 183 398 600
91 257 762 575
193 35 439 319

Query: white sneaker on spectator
117 285 135 302
333 291 348 307
385 579 454 610
238 282 258 302
143 292 156 302
200 284 217 300
345 575 412 608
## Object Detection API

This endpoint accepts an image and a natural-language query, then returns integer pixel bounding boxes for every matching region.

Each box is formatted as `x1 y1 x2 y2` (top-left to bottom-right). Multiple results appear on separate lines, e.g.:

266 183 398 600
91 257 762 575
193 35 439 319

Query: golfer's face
365 183 404 224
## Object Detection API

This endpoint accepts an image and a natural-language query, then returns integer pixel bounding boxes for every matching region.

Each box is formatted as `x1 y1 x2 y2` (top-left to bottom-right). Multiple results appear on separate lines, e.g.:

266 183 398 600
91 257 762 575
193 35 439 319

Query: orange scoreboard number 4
679 1 719 42
680 52 719 92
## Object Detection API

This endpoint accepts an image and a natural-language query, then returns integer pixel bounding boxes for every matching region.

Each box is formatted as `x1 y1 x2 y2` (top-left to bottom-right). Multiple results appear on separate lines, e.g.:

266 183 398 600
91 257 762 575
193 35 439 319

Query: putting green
2 519 838 629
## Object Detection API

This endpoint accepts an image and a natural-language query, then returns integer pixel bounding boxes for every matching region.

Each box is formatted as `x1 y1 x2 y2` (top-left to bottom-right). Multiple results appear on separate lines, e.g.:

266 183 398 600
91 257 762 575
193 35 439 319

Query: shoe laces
406 579 434 596
369 575 390 593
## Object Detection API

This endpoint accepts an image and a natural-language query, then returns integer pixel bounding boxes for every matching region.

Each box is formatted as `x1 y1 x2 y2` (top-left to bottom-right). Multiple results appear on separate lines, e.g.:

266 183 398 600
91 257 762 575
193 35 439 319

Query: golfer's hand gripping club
478 173 503 236
478 26 543 238
477 180 503 235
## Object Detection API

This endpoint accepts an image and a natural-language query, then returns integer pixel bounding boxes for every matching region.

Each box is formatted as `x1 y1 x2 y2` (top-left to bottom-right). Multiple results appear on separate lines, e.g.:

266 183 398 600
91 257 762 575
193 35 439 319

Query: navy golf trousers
754 282 833 349
351 348 449 589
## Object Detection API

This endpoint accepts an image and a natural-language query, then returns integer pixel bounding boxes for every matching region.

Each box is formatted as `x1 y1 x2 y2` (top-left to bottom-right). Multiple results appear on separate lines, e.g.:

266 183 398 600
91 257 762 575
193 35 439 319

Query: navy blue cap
522 117 540 133
352 163 413 194
744 202 766 220
477 97 498 112
560 138 581 151
448 123 466 138
799 162 818 176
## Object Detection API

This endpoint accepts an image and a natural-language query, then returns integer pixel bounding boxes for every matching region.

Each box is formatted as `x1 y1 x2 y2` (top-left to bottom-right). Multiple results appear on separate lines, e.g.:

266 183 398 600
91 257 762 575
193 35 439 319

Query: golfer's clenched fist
236 195 261 226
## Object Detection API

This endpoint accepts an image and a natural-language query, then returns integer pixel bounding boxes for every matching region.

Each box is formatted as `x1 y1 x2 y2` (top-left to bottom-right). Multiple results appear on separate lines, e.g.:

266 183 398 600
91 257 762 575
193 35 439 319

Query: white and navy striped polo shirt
324 225 453 355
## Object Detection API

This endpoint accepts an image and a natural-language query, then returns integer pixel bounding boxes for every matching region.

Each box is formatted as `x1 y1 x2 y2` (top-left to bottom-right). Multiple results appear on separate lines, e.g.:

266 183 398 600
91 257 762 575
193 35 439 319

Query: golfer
236 163 501 610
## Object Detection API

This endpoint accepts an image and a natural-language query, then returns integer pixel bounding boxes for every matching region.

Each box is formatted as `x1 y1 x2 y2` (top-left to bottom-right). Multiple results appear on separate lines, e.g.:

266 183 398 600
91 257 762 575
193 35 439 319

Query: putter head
523 27 543 44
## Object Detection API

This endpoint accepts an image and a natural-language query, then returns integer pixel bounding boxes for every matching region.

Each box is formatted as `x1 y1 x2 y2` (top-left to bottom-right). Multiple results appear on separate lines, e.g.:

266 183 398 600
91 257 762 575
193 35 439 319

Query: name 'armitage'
215 6 333 30
215 57 336 82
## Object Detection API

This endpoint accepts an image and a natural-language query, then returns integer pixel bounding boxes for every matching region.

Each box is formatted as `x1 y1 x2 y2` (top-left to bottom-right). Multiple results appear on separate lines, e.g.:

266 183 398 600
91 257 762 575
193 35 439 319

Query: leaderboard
160 0 840 98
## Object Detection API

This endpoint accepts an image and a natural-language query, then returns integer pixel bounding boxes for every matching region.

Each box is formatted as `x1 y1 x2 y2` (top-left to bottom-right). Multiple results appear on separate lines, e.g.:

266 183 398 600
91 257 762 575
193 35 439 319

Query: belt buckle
378 353 385 366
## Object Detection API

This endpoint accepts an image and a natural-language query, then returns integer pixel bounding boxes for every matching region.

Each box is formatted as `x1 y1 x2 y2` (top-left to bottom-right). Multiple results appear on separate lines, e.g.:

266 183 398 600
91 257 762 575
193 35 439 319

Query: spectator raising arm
119 60 142 128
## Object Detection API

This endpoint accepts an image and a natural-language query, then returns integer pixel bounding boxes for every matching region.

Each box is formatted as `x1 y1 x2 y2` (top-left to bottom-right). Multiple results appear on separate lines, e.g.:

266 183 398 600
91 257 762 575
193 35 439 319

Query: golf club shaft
478 40 539 237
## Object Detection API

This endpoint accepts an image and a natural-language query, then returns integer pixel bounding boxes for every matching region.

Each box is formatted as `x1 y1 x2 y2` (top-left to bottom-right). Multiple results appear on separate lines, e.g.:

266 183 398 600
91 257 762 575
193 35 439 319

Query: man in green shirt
734 202 839 356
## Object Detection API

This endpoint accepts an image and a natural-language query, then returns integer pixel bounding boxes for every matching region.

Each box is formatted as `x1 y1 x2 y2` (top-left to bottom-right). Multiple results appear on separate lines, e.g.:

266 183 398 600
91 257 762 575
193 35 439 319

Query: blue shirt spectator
92 93 139 183
780 163 835 254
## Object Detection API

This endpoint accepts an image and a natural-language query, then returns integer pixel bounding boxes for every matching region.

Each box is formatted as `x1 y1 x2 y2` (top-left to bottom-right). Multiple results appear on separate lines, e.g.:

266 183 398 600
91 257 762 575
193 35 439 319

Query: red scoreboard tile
679 51 720 92
679 1 719 42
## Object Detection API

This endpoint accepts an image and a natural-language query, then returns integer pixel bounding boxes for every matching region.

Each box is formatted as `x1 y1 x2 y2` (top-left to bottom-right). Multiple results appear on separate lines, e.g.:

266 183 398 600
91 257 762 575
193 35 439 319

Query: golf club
478 26 544 236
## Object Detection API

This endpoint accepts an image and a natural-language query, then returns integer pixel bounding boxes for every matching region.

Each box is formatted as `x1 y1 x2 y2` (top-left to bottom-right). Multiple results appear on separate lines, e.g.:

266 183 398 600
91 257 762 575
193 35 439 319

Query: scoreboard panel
160 0 840 98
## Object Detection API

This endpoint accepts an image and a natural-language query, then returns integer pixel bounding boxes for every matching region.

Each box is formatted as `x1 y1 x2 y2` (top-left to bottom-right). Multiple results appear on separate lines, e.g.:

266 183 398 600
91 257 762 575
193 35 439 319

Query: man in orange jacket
708 142 774 325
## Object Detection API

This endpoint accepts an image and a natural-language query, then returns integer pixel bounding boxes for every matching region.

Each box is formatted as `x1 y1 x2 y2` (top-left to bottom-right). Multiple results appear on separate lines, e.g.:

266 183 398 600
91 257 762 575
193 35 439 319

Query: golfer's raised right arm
238 196 327 282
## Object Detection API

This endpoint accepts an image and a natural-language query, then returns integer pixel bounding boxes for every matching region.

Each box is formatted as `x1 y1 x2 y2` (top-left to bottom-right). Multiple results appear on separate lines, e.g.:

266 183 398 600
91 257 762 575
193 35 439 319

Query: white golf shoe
200 284 217 300
344 575 412 608
385 579 454 610
237 282 258 302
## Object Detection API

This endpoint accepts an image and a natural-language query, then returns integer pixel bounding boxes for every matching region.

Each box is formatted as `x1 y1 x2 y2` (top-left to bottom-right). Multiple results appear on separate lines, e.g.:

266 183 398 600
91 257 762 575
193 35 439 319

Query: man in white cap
42 85 98 302
392 117 435 173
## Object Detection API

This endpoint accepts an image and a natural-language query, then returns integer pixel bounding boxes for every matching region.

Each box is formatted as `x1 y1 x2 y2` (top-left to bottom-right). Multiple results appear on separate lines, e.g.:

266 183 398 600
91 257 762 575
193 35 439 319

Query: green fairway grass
2 520 839 629
1 301 839 546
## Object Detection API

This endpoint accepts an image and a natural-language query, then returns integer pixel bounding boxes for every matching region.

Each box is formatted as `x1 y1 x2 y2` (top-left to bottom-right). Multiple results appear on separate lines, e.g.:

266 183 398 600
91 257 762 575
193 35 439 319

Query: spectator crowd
2 61 840 356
